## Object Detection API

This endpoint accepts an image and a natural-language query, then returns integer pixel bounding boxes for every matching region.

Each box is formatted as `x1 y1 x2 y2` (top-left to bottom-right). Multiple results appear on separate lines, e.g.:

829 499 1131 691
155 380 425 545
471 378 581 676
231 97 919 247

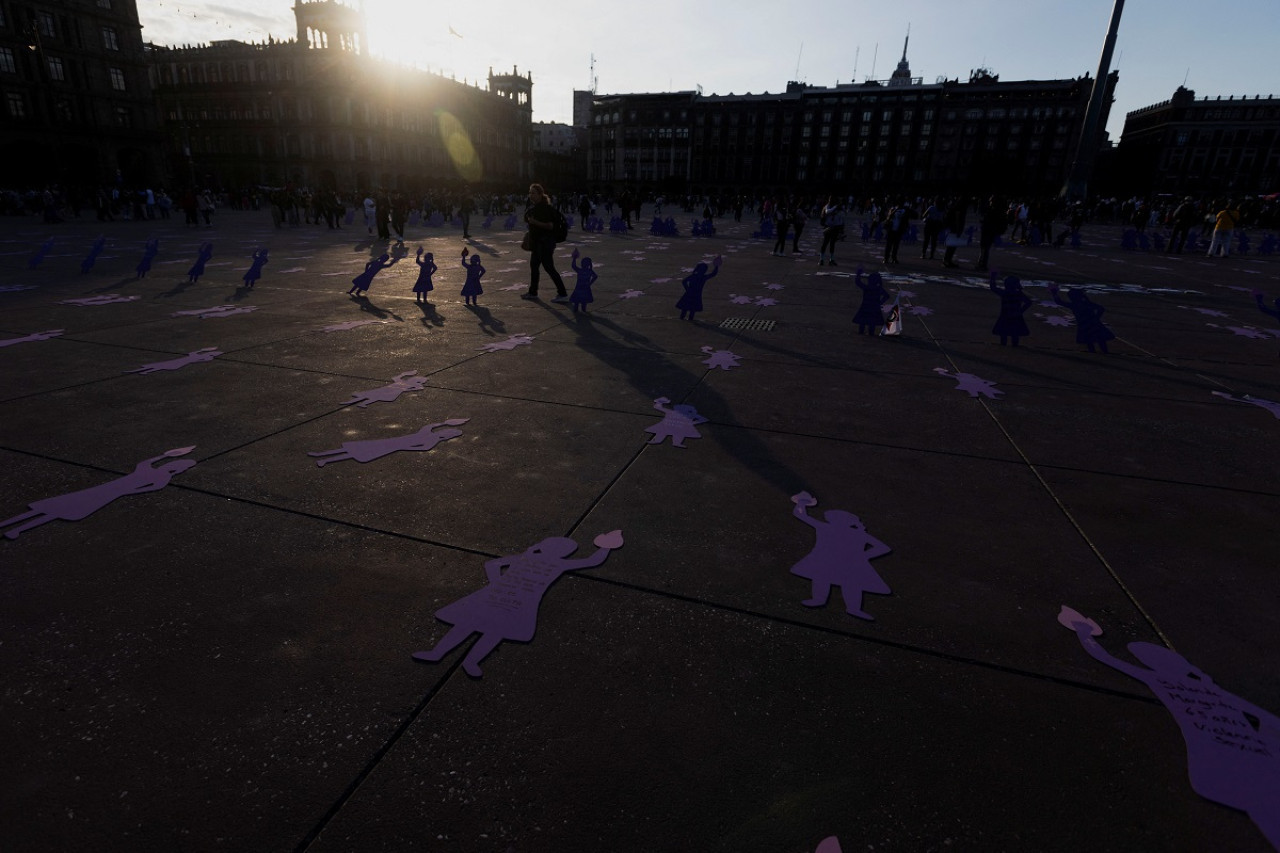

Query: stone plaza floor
1 206 1278 852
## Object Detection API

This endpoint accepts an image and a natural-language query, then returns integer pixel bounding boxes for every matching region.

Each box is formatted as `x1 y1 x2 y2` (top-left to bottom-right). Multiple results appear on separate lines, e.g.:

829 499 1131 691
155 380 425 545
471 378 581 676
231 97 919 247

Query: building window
98 0 112 7
38 12 55 38
0 47 14 74
862 110 872 122
109 67 125 90
114 106 131 127
102 26 119 51
48 56 65 81
56 98 73 121
7 92 25 117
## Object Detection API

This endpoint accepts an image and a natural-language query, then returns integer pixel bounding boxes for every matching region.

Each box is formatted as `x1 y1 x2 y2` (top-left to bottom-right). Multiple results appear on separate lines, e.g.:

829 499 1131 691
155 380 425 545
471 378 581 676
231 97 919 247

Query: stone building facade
1117 86 1280 197
147 0 533 193
0 0 163 189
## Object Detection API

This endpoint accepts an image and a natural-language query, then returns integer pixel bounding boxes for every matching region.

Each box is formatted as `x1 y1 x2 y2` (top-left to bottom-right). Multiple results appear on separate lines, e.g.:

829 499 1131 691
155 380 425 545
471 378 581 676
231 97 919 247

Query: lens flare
436 110 482 182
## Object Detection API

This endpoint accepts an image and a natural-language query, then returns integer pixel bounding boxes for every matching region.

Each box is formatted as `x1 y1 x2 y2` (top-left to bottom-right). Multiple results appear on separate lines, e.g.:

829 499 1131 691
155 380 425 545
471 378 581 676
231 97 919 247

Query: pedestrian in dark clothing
942 198 966 268
976 197 1005 271
522 183 569 303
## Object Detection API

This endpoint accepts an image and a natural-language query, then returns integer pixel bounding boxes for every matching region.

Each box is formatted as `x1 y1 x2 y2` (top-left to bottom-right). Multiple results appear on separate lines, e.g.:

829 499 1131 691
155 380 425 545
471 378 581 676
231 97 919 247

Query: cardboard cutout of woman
676 256 722 321
242 248 269 289
644 397 708 447
789 492 892 620
349 253 390 297
569 249 597 313
1060 607 1280 848
80 236 106 274
187 242 214 283
412 248 437 301
0 329 63 348
343 371 428 408
412 530 624 677
460 248 485 305
307 419 468 467
1049 284 1114 353
1 448 196 539
135 237 159 279
852 267 891 335
127 348 222 374
989 271 1032 346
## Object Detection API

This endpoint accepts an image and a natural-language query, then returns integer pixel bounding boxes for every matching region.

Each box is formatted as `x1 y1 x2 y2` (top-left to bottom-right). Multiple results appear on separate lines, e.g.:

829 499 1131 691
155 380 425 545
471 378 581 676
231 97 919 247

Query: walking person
1206 200 1242 258
771 198 791 257
920 198 944 259
521 183 569 303
942 197 966 268
818 197 845 266
791 203 807 254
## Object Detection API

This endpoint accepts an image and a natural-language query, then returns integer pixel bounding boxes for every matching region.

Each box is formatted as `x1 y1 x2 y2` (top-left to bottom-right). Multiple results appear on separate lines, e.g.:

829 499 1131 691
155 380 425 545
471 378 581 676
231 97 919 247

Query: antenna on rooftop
589 53 597 94
794 42 804 80
1182 67 1190 86
870 43 878 80
853 46 859 81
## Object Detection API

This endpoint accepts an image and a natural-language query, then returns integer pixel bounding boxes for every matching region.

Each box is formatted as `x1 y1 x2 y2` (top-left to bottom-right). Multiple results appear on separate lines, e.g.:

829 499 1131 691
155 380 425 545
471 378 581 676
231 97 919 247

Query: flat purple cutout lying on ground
307 419 467 467
701 346 741 370
644 397 707 447
908 305 934 316
342 371 427 408
0 329 63 348
479 335 533 352
1213 391 1280 419
789 491 892 621
620 289 645 299
814 838 843 853
933 367 1003 399
1 447 196 539
200 306 258 319
126 348 222 374
320 319 389 332
412 530 624 678
1059 606 1280 848
60 294 139 306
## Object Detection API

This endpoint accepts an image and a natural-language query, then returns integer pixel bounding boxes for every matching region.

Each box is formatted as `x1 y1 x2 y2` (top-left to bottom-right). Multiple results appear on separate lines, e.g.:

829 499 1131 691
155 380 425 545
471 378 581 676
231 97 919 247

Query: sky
138 0 1280 142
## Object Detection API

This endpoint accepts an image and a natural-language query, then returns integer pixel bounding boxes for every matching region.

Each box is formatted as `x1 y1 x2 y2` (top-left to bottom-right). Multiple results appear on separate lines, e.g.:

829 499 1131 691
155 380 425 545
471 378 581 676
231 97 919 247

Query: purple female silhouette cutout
307 419 467 467
701 346 741 370
989 272 1032 346
933 367 1003 399
126 348 222 374
460 248 485 305
187 242 213 283
1212 391 1280 420
61 294 140 307
569 249 597 313
789 492 892 621
28 238 53 269
852 267 891 335
0 329 63 348
349 253 390 297
412 248 437 301
1059 606 1280 848
242 248 269 288
676 256 722 321
135 237 159 278
321 319 388 333
412 530 624 678
479 335 534 353
1 447 196 539
1049 284 1114 353
342 371 427 408
81 236 106 274
644 397 708 447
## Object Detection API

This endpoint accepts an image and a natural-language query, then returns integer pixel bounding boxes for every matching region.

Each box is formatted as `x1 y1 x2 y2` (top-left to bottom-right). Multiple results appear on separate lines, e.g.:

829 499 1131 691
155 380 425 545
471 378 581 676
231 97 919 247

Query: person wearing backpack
522 183 570 303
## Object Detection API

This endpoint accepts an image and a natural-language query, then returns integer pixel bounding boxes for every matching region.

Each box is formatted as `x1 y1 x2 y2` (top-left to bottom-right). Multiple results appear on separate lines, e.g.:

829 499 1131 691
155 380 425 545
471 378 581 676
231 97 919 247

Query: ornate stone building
147 0 533 192
1116 86 1280 197
0 0 164 188
587 50 1116 198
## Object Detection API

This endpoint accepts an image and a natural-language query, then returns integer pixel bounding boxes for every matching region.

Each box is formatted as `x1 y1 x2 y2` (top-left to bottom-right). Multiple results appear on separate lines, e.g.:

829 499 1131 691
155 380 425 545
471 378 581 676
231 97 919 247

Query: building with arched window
147 0 532 193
